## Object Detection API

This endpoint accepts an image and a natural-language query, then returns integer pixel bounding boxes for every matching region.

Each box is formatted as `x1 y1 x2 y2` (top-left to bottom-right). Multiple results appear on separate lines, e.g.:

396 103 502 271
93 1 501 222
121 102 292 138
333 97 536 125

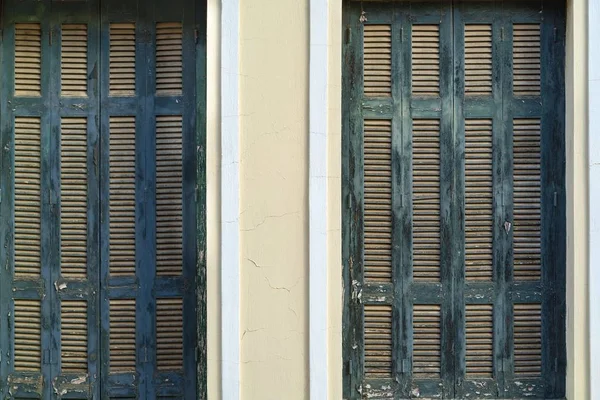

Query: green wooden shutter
343 1 566 399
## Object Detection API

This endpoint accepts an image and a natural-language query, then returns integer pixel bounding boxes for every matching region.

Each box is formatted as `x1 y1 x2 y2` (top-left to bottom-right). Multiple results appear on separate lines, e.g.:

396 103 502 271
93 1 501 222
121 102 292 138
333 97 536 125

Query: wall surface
205 0 590 399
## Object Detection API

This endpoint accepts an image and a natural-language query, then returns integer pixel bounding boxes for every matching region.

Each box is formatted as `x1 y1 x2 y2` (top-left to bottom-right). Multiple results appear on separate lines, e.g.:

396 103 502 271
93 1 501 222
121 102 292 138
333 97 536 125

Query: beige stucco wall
206 0 590 398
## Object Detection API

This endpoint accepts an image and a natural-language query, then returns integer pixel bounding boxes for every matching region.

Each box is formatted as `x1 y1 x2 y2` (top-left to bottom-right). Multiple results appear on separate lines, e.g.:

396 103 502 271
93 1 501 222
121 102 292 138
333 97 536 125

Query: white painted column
309 0 329 398
588 2 599 399
221 0 240 398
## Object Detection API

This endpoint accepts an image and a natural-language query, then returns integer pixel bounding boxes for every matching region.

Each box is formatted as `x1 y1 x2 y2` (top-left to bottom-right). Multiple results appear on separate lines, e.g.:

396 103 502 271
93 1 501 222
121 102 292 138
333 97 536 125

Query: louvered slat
109 117 136 277
109 23 136 96
512 24 541 97
363 120 392 282
413 304 441 378
14 117 41 279
61 24 88 97
513 119 541 280
15 23 41 97
61 300 88 373
465 119 493 281
412 120 440 281
156 22 182 96
156 298 183 371
364 304 392 378
412 25 440 97
156 116 183 276
109 299 136 372
363 25 391 97
514 303 542 376
61 118 87 279
465 304 493 377
14 299 41 371
465 24 492 96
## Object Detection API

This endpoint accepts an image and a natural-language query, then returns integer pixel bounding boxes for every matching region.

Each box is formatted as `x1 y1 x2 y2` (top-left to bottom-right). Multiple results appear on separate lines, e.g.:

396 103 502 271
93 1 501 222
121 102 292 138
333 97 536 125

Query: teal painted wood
342 1 567 399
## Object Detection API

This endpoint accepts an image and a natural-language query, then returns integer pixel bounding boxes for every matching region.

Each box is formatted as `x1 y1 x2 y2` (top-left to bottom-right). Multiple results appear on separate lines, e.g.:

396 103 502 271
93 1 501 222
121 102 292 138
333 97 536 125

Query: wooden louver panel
15 23 41 97
109 299 136 372
156 298 183 371
512 24 541 97
513 119 541 281
412 119 440 281
411 25 440 97
363 25 392 97
61 24 88 97
363 120 392 282
61 118 88 279
464 25 492 96
61 300 88 373
109 117 136 277
513 303 542 376
109 23 136 97
465 304 493 377
364 304 392 378
413 304 441 378
156 116 183 276
465 119 493 281
156 22 183 96
14 117 41 279
14 299 41 371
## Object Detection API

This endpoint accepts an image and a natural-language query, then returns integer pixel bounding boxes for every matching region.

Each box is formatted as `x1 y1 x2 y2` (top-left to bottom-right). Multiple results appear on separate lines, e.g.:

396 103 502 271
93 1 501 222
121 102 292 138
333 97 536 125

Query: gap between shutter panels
465 119 493 281
14 299 41 371
412 119 441 282
61 118 88 280
363 120 392 283
412 304 441 378
14 117 41 279
465 24 492 96
513 303 542 376
465 304 493 378
109 299 136 373
15 23 41 97
512 24 541 97
156 298 184 371
411 25 440 97
109 23 136 97
61 24 88 98
156 22 183 96
156 116 183 276
364 304 393 378
513 119 542 281
61 300 88 373
363 25 391 97
109 116 136 277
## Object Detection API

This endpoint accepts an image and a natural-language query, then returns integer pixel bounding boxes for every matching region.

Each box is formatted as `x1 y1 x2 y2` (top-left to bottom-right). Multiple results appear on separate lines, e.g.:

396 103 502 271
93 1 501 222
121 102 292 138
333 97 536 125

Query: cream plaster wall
238 0 310 398
206 0 590 398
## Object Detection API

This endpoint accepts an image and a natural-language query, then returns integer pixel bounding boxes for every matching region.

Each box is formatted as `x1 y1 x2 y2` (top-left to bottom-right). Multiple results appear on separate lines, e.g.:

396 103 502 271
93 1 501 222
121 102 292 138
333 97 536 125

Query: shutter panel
109 299 136 373
345 2 565 399
14 23 41 97
155 22 183 96
54 10 100 396
109 23 136 97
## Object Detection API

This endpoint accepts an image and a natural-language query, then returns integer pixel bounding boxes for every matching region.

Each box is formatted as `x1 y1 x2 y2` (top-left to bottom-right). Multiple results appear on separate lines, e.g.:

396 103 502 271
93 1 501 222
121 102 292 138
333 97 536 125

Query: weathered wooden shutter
343 1 566 399
99 0 197 397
